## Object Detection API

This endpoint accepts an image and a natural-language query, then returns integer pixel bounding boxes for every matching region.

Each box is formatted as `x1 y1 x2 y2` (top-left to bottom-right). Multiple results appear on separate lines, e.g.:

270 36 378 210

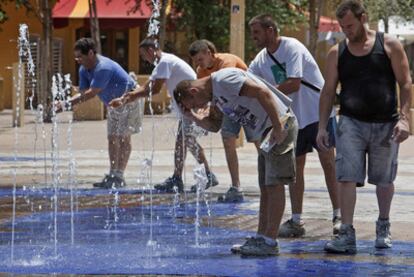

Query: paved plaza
1 109 414 275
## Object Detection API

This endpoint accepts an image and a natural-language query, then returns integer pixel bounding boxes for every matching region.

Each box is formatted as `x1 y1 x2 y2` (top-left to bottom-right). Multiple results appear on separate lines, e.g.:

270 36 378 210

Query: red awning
53 0 152 29
319 16 340 32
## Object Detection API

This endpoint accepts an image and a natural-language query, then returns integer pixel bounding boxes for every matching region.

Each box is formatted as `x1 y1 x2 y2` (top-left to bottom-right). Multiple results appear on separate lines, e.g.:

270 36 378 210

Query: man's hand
54 100 70 113
269 125 288 146
109 97 125 108
316 128 331 151
109 91 134 108
392 117 410 143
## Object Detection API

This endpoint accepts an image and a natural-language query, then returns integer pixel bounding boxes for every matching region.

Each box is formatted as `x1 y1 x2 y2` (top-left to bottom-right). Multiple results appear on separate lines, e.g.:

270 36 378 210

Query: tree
308 0 324 57
171 0 307 60
88 0 102 54
363 0 414 33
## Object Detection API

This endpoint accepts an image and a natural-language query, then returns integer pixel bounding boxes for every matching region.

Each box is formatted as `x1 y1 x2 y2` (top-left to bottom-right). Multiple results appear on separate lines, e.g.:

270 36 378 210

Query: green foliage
0 0 33 24
364 0 414 22
171 0 307 59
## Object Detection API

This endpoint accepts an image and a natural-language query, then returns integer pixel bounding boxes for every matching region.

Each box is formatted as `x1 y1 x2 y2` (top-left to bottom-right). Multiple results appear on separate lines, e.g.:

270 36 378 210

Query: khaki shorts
107 98 144 137
258 115 298 186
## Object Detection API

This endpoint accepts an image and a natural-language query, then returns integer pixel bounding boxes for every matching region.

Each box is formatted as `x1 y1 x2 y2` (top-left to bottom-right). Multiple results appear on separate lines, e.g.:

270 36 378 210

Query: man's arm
317 45 339 150
69 87 102 106
386 35 412 143
183 105 223 132
109 78 165 108
276 78 301 95
240 78 287 144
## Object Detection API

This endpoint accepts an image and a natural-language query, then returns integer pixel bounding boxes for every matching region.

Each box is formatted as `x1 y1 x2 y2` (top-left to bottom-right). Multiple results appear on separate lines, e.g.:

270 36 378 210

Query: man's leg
222 136 240 188
154 121 185 192
257 185 267 235
324 181 357 254
108 135 119 173
375 183 394 248
262 185 286 239
278 154 306 237
340 182 356 224
376 184 394 219
290 154 306 215
173 123 186 177
318 148 340 210
117 135 132 172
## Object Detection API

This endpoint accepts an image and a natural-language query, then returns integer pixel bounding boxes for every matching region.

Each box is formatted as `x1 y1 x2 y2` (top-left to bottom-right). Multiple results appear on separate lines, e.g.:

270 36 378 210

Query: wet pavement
1 109 414 276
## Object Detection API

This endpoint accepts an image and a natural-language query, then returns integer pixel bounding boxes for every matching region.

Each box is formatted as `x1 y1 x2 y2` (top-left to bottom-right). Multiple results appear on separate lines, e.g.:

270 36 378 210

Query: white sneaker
375 219 392 249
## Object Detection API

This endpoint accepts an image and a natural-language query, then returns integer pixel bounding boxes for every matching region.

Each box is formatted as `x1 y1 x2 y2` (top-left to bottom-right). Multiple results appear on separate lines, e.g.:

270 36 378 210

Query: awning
319 16 340 32
52 0 152 29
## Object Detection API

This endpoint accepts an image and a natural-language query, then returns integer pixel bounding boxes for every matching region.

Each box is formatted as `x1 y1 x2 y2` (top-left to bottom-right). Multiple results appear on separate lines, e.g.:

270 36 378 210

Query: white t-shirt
211 68 291 140
150 52 196 113
249 36 334 129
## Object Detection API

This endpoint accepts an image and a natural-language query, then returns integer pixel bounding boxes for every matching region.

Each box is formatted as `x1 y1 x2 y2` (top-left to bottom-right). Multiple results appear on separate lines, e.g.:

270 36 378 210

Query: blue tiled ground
0 187 413 276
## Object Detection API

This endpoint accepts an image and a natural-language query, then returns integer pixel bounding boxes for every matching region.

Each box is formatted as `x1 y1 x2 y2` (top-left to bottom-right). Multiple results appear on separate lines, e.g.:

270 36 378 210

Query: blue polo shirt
79 55 136 106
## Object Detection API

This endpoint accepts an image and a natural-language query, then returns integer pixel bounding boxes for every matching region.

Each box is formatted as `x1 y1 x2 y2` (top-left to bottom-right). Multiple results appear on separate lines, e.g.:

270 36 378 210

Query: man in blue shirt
62 37 142 188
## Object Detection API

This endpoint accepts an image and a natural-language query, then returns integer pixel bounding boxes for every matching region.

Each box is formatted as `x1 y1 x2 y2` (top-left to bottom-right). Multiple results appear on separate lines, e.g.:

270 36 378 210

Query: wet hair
74 37 96 55
173 80 193 106
336 0 366 19
188 39 217 57
139 38 159 50
248 14 279 35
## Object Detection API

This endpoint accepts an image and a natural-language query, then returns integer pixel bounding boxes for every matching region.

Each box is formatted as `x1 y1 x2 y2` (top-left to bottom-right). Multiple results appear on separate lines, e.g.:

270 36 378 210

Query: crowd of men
59 0 411 256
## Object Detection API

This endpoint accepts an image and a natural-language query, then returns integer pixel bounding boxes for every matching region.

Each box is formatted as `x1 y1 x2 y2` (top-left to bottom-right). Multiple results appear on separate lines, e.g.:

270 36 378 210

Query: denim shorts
296 117 336 157
220 114 259 142
258 115 298 186
335 115 399 187
107 98 144 137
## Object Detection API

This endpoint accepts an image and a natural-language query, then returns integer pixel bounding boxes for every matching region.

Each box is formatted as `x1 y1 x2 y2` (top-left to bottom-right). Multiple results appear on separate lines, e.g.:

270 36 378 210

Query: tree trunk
158 0 168 49
308 0 323 57
88 0 102 54
39 0 54 121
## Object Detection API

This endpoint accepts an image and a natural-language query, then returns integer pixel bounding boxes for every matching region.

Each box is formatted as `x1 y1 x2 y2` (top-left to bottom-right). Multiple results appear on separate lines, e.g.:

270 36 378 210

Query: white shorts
107 98 144 137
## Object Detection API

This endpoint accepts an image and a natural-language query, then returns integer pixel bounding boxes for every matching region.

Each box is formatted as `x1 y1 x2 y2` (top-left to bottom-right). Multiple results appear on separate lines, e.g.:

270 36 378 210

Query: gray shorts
335 115 399 187
258 115 298 186
221 114 260 142
107 98 144 137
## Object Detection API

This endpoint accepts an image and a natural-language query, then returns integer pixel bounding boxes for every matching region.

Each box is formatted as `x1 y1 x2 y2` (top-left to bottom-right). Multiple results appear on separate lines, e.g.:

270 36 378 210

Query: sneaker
93 174 124 189
113 175 127 187
190 172 219 192
240 237 279 256
218 187 244 203
375 219 392 249
324 224 357 254
231 236 256 254
154 176 184 193
333 216 341 235
278 219 306 238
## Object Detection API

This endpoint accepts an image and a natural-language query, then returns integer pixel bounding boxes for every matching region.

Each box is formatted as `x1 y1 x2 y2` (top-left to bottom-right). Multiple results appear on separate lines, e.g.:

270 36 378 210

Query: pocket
389 159 398 183
335 153 343 180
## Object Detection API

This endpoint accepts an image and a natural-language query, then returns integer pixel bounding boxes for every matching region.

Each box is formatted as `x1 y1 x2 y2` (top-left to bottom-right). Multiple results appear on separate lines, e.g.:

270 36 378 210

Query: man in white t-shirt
110 38 218 193
174 67 298 256
248 14 340 237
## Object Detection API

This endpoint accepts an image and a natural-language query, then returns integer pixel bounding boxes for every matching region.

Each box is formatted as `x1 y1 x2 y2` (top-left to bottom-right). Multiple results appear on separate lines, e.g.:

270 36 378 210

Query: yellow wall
0 6 142 110
0 3 42 109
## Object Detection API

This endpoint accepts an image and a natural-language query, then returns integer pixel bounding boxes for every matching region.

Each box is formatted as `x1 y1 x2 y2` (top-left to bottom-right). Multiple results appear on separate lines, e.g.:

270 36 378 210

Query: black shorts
295 117 336 157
